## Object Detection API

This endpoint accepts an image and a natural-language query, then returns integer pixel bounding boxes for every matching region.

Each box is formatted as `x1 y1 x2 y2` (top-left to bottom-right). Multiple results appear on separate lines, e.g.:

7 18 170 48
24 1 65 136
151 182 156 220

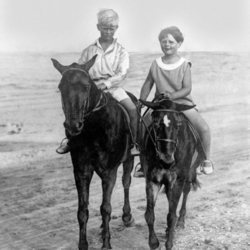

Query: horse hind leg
176 180 191 229
165 179 184 250
177 161 201 229
122 156 134 226
100 168 118 250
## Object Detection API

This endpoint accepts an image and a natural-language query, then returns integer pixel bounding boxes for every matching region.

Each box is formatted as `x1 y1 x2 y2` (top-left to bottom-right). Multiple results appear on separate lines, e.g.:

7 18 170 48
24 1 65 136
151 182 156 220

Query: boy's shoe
56 138 70 154
197 160 214 175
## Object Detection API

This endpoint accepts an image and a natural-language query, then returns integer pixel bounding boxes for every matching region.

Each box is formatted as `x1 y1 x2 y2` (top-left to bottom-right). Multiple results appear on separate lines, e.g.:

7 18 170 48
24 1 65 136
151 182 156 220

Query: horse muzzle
64 121 84 136
157 151 175 165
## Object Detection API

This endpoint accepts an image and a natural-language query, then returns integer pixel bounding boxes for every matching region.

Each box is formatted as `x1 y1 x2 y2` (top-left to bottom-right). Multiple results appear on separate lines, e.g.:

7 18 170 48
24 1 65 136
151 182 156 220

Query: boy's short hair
158 26 184 43
97 9 119 26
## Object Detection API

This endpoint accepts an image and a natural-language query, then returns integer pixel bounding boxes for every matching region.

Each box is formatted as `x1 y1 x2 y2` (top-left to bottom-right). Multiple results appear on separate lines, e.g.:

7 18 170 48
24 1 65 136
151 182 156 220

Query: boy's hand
97 83 107 90
137 100 144 110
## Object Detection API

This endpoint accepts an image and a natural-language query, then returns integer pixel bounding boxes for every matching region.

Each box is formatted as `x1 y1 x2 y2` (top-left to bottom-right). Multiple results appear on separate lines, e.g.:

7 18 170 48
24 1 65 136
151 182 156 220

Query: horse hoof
102 244 112 250
176 222 185 229
165 228 169 237
150 244 161 250
123 216 135 227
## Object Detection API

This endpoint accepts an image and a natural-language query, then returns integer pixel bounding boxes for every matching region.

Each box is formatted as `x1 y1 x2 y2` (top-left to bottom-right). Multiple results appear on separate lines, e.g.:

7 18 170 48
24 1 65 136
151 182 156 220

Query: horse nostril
63 121 69 129
77 122 84 130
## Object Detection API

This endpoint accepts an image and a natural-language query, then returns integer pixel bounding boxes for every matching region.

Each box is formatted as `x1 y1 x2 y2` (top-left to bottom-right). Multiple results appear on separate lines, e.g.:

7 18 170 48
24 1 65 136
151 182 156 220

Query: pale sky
0 0 249 52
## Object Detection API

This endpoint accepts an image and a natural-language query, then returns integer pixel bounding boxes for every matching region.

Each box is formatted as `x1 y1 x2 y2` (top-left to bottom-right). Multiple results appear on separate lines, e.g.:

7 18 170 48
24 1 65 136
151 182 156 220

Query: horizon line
0 50 248 54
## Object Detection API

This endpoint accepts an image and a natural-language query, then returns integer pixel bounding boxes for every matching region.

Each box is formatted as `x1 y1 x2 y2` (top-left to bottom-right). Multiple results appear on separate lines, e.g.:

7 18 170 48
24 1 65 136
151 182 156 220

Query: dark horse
52 55 136 250
139 97 205 250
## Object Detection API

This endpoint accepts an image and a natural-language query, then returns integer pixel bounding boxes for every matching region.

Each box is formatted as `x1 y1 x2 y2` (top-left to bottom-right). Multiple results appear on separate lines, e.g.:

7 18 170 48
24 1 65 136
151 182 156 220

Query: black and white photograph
0 0 249 249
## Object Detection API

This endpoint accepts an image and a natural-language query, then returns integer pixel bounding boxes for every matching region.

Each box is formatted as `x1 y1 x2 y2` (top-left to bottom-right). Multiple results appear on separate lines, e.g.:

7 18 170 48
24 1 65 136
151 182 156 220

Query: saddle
118 103 131 126
116 102 138 161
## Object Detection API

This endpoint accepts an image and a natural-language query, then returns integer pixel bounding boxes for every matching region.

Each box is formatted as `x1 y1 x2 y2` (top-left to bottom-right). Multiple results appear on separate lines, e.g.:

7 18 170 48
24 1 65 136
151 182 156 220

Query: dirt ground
0 52 250 249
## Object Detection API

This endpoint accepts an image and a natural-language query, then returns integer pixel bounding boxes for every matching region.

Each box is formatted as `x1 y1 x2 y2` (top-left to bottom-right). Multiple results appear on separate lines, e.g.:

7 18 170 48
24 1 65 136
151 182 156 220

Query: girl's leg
183 108 211 159
183 108 213 174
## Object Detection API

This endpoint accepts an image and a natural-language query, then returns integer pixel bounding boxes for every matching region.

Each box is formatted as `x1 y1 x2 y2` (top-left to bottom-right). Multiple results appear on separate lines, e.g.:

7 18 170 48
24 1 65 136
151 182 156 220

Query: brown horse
52 56 136 250
139 98 204 250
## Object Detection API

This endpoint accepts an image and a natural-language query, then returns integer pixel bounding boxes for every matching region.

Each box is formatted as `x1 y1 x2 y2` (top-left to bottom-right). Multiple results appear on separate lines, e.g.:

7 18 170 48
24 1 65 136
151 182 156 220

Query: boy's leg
120 98 138 147
110 88 139 146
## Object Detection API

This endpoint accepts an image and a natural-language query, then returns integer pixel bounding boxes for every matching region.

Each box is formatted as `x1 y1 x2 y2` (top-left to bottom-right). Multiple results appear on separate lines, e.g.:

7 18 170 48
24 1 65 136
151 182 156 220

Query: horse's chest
151 168 177 186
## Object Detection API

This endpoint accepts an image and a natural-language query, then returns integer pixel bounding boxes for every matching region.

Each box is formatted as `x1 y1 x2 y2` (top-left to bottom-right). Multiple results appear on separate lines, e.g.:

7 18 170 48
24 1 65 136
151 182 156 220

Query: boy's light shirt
78 39 129 89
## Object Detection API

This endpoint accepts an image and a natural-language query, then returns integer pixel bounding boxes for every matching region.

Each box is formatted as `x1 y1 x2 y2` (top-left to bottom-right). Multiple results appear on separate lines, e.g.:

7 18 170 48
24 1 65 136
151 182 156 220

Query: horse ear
51 58 67 74
174 103 196 112
83 54 98 72
139 99 161 110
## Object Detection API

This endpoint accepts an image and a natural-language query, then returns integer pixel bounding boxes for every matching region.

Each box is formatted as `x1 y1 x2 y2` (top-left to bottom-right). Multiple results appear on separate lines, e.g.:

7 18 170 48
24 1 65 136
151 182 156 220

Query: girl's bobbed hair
158 26 184 43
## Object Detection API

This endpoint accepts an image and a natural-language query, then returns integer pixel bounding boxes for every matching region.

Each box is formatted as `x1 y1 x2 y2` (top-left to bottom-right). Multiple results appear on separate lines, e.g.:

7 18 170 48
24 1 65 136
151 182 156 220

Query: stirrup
133 163 144 178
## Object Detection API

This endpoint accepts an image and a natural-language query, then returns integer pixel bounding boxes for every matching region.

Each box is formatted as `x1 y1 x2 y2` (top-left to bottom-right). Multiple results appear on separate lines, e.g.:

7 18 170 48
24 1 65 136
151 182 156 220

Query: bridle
153 109 180 145
60 68 108 127
142 108 181 162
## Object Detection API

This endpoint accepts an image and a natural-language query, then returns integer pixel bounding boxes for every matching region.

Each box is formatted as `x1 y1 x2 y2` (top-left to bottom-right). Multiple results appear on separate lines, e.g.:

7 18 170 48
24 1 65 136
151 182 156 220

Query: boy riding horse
56 9 139 156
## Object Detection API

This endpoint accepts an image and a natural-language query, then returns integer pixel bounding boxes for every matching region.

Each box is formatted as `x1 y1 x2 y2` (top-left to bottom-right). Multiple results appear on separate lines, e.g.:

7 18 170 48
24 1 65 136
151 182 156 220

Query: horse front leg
73 167 93 250
176 180 191 229
100 168 118 250
122 156 134 226
145 180 162 250
165 179 184 250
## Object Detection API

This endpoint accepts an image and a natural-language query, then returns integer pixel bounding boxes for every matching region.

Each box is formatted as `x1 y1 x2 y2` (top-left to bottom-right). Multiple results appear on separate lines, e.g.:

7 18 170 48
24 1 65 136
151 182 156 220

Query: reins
83 91 108 118
137 102 180 161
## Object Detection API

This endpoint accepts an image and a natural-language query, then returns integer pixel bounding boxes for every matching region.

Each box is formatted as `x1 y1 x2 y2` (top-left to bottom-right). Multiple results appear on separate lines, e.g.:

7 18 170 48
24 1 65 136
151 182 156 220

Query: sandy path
0 52 250 249
1 103 250 250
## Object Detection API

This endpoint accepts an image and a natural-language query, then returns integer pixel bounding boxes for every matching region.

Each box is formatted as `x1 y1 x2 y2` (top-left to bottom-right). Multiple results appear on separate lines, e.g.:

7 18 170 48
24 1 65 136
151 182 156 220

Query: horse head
140 97 195 165
52 55 98 136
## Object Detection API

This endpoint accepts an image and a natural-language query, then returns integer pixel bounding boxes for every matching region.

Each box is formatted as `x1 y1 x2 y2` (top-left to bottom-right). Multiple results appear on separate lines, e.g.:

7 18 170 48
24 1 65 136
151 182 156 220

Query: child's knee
202 123 210 135
122 99 136 111
130 104 137 112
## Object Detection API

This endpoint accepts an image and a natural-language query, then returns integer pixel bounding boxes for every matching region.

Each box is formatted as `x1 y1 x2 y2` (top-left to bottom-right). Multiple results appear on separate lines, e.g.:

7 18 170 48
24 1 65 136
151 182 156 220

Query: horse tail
191 174 201 191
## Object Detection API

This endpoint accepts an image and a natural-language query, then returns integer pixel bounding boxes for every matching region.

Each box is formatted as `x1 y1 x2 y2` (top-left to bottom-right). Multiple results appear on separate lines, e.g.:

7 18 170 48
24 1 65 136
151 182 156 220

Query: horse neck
177 114 196 147
87 82 104 110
